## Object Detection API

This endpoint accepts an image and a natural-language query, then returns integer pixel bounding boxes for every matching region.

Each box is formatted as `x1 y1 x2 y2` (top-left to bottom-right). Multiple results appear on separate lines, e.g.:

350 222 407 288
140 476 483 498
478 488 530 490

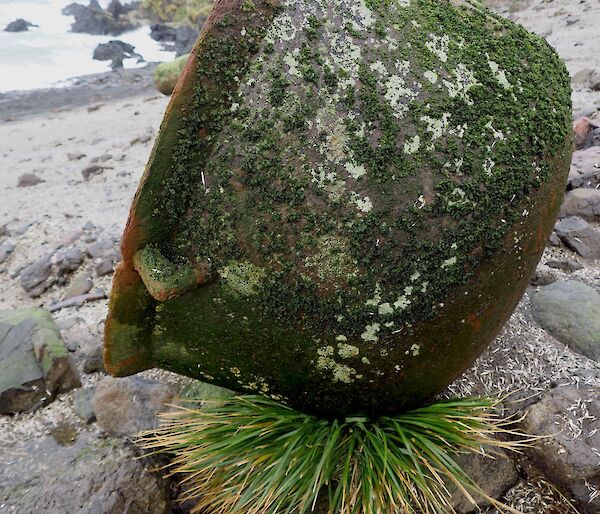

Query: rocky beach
1 0 600 512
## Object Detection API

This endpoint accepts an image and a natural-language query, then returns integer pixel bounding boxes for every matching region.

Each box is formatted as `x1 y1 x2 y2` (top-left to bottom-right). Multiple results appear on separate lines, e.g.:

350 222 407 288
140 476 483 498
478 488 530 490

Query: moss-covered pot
105 0 572 418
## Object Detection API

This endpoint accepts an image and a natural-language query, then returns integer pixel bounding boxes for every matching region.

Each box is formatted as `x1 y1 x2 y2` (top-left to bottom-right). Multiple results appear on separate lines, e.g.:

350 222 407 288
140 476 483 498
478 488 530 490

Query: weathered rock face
0 433 171 514
532 280 600 361
93 376 176 436
105 0 572 417
0 309 80 414
522 386 600 512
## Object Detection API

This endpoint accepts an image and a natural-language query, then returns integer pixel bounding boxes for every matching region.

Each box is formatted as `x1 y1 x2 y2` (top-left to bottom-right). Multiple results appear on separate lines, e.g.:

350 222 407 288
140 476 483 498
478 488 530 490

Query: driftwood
48 291 106 312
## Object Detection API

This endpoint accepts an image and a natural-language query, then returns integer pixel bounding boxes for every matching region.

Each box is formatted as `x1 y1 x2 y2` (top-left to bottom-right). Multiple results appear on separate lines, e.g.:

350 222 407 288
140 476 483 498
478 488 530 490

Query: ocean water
0 0 176 93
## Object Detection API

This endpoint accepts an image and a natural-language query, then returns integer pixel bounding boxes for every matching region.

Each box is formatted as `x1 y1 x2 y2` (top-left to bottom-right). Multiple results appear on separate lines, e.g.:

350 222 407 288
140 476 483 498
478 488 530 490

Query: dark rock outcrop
93 39 143 69
4 18 37 32
62 0 136 36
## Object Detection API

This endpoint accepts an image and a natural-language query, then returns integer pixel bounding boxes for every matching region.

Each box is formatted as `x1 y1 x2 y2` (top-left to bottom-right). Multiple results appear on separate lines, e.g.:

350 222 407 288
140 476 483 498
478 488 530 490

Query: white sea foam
0 0 176 93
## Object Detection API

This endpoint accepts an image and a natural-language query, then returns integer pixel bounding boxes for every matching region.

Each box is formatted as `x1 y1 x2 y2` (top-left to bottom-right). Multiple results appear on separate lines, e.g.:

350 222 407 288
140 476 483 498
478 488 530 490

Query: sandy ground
0 1 600 511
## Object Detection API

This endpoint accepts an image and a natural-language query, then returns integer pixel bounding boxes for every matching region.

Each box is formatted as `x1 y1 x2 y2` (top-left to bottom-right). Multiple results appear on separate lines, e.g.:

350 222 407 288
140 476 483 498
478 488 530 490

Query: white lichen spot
394 295 411 310
443 64 480 105
425 34 450 63
485 120 506 141
345 161 367 179
483 156 496 175
405 344 421 356
441 256 458 269
384 72 419 119
488 57 512 90
369 60 388 77
218 261 266 296
378 302 394 315
362 357 371 365
410 271 421 282
352 193 373 213
283 51 302 78
338 343 360 359
423 70 438 84
421 113 451 140
404 135 421 155
361 323 381 342
336 335 347 342
366 282 382 306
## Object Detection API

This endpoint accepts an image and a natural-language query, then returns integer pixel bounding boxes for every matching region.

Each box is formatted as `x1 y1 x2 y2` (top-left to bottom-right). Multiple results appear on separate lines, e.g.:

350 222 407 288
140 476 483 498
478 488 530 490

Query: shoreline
0 63 162 122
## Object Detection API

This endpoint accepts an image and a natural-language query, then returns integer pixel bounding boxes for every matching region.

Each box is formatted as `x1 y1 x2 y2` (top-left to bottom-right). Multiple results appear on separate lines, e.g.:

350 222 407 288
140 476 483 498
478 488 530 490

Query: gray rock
0 433 171 513
0 243 15 264
530 264 557 286
531 280 600 361
94 376 176 436
95 256 115 276
82 342 105 374
53 248 84 276
81 164 106 180
545 258 584 272
17 172 44 187
67 151 86 161
450 448 518 513
560 189 600 221
20 254 53 297
86 239 116 258
522 386 600 511
568 147 600 190
73 387 96 423
65 272 93 297
0 309 80 414
548 232 562 247
554 216 600 259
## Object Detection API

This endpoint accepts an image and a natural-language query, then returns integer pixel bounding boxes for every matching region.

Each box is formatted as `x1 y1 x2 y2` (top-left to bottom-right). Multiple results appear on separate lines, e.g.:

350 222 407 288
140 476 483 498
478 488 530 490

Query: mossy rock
154 54 190 95
105 0 572 418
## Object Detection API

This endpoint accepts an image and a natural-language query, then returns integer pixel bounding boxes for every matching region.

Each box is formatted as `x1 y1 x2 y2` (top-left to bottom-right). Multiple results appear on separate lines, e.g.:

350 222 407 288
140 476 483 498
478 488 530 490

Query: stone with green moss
0 308 80 414
153 54 189 95
105 0 572 418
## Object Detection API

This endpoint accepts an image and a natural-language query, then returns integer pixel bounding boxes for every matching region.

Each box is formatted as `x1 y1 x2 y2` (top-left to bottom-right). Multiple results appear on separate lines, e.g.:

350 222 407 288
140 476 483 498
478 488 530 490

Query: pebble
17 172 44 187
559 188 600 221
0 243 15 264
554 216 600 259
64 273 93 297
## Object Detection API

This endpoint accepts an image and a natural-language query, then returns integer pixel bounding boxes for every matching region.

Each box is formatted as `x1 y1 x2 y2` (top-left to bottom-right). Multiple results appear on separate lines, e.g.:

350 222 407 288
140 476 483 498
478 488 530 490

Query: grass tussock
139 395 535 514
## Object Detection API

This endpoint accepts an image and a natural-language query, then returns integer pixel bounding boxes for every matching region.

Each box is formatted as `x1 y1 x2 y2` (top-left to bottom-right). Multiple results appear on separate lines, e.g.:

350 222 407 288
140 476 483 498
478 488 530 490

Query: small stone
73 387 96 424
522 386 600 511
81 165 106 180
95 257 115 276
65 273 93 297
94 376 176 436
548 232 562 247
60 229 84 246
67 152 86 161
53 248 84 276
554 216 600 259
532 280 600 361
91 153 113 163
529 264 557 286
83 343 105 374
0 243 15 264
568 147 600 190
17 172 44 187
20 255 53 297
559 189 600 221
573 117 595 150
0 309 80 414
86 239 116 258
130 131 153 145
545 258 584 272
